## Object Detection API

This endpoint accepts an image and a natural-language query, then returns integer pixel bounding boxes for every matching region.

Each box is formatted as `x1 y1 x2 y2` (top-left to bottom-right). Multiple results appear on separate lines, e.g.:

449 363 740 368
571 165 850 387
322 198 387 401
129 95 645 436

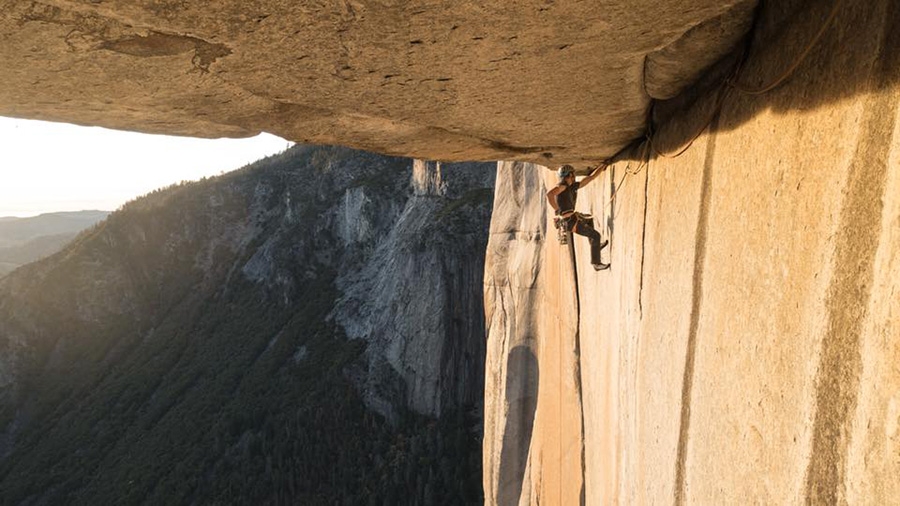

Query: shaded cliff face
333 160 493 420
0 145 493 504
0 0 756 164
483 0 900 504
325 157 496 422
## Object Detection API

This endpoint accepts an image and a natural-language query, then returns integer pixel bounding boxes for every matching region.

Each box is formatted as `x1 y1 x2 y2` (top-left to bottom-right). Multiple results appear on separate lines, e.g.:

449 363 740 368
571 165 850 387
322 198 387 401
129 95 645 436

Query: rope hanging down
728 0 844 96
576 0 843 236
586 0 843 200
648 0 844 159
602 140 651 213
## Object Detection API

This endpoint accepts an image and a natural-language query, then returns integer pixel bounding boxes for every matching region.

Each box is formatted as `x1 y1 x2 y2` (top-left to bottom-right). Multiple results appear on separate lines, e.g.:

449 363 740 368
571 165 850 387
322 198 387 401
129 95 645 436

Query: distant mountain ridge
0 145 493 504
0 211 109 276
0 210 108 246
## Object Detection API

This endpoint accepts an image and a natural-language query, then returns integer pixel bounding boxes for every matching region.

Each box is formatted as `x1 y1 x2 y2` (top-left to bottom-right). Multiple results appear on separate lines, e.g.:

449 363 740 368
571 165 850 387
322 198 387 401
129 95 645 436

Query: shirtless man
546 164 609 270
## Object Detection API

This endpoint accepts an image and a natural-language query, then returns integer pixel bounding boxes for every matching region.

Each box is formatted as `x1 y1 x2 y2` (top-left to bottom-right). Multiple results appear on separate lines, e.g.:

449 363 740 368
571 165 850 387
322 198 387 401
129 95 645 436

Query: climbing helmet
557 164 575 182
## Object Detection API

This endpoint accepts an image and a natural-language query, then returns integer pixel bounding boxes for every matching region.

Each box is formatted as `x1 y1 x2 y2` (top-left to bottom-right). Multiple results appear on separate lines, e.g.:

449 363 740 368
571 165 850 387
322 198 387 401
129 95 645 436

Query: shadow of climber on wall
498 345 539 503
546 164 609 270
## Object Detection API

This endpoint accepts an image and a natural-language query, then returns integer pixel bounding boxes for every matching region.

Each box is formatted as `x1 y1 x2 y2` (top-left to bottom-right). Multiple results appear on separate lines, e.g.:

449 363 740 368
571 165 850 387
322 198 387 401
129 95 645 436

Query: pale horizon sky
0 116 293 218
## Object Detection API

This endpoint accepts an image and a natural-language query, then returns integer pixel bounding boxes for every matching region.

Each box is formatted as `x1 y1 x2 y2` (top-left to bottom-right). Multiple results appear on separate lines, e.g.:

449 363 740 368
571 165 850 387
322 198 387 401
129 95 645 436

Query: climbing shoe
599 239 609 250
593 262 610 271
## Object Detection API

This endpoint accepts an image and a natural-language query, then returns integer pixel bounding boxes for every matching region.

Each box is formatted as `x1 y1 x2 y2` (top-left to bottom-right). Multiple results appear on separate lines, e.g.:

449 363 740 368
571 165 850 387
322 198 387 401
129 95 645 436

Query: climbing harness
553 212 597 245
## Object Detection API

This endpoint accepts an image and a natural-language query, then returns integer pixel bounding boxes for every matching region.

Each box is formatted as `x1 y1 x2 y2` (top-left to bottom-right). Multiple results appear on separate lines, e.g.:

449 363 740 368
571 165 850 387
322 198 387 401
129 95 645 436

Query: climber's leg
573 217 608 269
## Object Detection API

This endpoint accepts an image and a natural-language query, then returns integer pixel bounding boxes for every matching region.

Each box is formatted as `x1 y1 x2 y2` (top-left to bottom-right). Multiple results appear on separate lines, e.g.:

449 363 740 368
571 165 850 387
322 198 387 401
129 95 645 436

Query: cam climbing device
553 214 572 244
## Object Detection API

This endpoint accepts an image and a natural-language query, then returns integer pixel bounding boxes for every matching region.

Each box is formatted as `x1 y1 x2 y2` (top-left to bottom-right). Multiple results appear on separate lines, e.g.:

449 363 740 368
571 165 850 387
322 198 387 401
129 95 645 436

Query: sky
0 116 293 217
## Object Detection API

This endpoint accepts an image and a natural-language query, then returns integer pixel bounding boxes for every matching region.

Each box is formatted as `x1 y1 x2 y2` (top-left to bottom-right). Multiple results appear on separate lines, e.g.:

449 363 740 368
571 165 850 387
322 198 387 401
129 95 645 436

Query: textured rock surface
3 0 899 503
483 0 900 503
483 161 585 505
1 0 755 164
333 159 495 419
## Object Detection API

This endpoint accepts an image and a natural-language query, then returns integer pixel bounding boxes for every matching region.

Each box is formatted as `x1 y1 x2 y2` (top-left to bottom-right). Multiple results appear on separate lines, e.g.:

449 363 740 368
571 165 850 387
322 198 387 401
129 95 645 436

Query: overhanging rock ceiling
1 0 756 164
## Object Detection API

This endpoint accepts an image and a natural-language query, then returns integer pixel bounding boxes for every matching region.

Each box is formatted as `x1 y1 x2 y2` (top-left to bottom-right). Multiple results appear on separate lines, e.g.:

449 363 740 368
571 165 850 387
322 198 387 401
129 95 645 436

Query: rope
579 0 842 248
557 237 564 506
601 139 651 214
728 0 843 96
648 79 731 159
629 0 841 162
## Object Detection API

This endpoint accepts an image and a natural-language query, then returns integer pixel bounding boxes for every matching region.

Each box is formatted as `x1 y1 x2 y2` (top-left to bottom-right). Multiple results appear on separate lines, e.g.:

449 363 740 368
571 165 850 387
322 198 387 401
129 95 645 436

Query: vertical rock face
483 0 900 503
482 162 585 505
412 160 447 196
333 158 494 419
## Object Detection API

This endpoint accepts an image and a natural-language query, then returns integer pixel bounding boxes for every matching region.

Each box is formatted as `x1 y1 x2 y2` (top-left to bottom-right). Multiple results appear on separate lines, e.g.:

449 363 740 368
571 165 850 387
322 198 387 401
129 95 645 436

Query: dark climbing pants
571 215 603 265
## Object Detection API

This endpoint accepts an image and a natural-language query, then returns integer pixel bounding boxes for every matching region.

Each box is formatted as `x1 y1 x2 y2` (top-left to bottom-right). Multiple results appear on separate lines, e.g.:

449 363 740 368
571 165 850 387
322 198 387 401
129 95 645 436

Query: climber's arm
546 184 564 214
579 164 606 187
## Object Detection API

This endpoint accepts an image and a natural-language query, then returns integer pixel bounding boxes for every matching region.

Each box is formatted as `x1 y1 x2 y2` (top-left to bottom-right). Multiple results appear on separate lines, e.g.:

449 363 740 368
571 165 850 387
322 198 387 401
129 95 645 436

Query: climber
547 164 610 271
